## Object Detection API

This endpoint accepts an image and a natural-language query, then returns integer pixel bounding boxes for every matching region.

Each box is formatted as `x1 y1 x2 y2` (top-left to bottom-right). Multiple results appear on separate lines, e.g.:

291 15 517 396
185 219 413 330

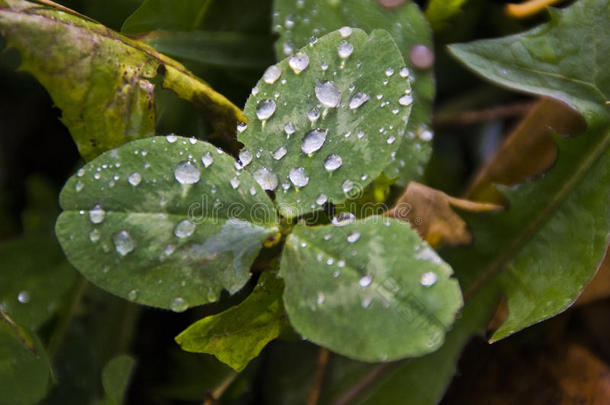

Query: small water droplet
272 146 287 160
302 129 327 154
237 122 247 133
288 52 310 73
284 122 296 136
253 167 278 191
347 232 360 243
317 292 326 304
89 229 100 242
385 67 394 76
316 193 328 205
128 172 142 186
419 129 434 141
420 271 438 286
307 107 320 122
175 161 201 184
17 291 30 303
201 152 214 167
337 41 354 58
324 154 342 171
332 212 355 225
174 220 195 238
230 177 240 189
128 290 138 301
289 167 309 187
399 67 410 78
77 168 85 177
339 26 352 37
348 92 370 109
359 275 372 287
113 230 135 256
89 204 105 224
315 81 341 108
399 94 413 106
75 180 84 192
387 136 396 144
256 99 277 120
239 150 253 167
283 40 295 55
338 260 345 268
342 179 354 193
166 134 178 143
170 297 188 312
263 65 282 84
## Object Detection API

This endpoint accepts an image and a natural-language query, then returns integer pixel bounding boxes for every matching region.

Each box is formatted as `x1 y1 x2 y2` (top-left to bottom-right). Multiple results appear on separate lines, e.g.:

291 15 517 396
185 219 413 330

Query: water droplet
249 187 257 195
359 275 372 287
324 154 342 171
77 168 85 177
256 99 277 120
94 172 101 180
201 152 214 167
174 161 201 184
387 136 396 144
75 180 84 192
170 297 188 312
317 292 326 304
89 229 100 242
263 65 281 84
331 212 355 225
420 271 438 287
253 167 278 191
166 134 178 143
339 26 352 38
17 291 30 303
361 296 373 308
315 81 341 108
289 167 309 187
273 146 287 160
348 92 370 109
399 67 410 78
174 220 195 238
239 150 253 167
337 41 353 58
283 40 295 55
386 67 395 76
342 179 354 193
308 107 320 122
288 52 309 73
113 230 135 256
89 204 105 224
128 290 138 300
302 129 327 154
128 172 142 186
399 94 413 106
410 44 434 69
347 232 360 243
237 122 247 133
230 177 240 189
419 129 434 141
338 260 345 268
316 193 328 205
251 87 260 96
284 122 296 136
321 61 329 70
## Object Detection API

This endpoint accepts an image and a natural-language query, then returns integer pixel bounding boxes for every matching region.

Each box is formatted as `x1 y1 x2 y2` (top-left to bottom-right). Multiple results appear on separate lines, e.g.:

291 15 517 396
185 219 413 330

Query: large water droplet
174 220 195 238
113 230 135 256
273 146 287 160
128 172 142 186
253 167 278 191
256 99 277 120
359 275 372 287
170 297 188 312
89 204 105 224
166 134 178 143
399 94 413 106
17 291 30 303
201 152 214 167
348 92 370 109
385 67 394 76
420 271 438 287
337 41 354 58
288 52 310 73
315 81 341 108
347 232 360 243
239 150 253 167
302 129 327 154
399 67 410 78
263 65 282 84
175 161 201 184
316 193 328 205
324 154 342 171
289 167 309 187
339 26 352 38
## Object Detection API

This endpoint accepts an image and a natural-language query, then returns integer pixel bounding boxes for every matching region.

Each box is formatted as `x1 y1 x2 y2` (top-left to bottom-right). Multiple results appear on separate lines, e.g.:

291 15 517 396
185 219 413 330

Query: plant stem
307 348 330 405
432 101 534 128
203 370 239 405
333 363 397 405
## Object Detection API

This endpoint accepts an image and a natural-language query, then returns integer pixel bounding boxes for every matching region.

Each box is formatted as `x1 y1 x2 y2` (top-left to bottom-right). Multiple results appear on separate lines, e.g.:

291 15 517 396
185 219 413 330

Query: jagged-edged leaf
0 0 244 161
448 0 610 341
279 216 462 361
239 28 412 218
55 136 279 311
273 0 435 184
0 312 50 405
176 271 287 371
0 236 75 330
101 354 136 405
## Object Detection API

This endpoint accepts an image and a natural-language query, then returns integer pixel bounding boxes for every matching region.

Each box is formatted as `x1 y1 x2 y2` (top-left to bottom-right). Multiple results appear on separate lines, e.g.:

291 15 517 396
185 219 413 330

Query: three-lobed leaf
280 216 463 362
273 0 435 184
239 28 413 218
55 136 279 311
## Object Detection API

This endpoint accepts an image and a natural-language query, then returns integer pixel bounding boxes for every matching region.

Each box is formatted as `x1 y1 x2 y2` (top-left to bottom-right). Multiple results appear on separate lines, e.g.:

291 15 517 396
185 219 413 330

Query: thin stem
333 363 397 405
432 101 534 128
203 370 239 405
307 348 330 405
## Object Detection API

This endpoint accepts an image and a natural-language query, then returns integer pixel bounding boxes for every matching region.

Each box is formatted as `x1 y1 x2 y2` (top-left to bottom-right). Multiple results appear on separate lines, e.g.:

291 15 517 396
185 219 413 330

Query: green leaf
0 312 50 405
176 271 287 371
122 0 213 33
101 355 136 405
273 0 435 184
280 216 463 362
0 236 76 330
55 136 279 311
239 28 413 218
425 0 470 31
0 0 245 161
448 0 610 341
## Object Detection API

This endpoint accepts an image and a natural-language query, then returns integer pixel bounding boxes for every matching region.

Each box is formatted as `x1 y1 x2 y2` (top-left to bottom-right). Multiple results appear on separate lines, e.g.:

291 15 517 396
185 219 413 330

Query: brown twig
307 348 331 405
333 362 397 405
203 370 239 405
432 101 535 128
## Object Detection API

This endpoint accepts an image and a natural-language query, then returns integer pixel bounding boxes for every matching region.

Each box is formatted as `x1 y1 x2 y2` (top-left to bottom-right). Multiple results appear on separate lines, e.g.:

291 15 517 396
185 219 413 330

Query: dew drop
113 230 135 256
387 136 396 144
201 152 214 167
342 179 354 194
174 161 201 184
316 193 328 205
331 212 355 225
253 167 279 191
339 26 352 37
420 271 438 287
284 122 296 136
75 180 84 192
399 94 413 106
288 52 310 73
359 275 372 287
166 134 178 143
174 219 195 238
263 65 282 84
289 167 309 187
399 67 410 78
230 177 240 189
17 291 30 303
348 92 370 109
362 296 373 308
89 204 105 224
315 81 341 108
237 122 247 133
128 172 142 186
273 146 287 160
302 129 327 154
317 292 326 305
170 297 188 312
128 290 138 301
385 67 395 76
256 99 277 120
89 229 100 243
324 154 342 171
239 150 253 167
307 107 320 122
347 232 360 243
77 168 85 177
419 129 434 141
337 41 354 58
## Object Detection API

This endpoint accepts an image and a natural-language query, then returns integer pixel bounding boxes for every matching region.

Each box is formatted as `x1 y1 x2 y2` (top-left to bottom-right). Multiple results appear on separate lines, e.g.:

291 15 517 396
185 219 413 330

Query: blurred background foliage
1 0 608 404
